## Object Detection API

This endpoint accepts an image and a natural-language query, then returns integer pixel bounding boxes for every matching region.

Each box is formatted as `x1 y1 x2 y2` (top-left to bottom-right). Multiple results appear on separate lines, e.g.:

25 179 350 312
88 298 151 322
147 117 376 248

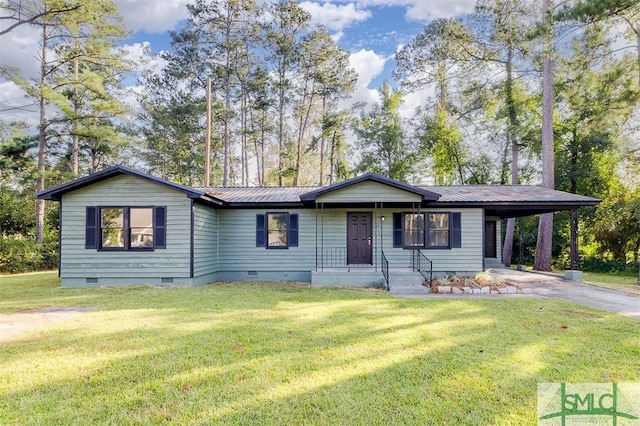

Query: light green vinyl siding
315 208 484 275
60 174 192 279
395 208 482 274
217 207 483 276
193 203 218 277
217 209 316 272
316 181 422 203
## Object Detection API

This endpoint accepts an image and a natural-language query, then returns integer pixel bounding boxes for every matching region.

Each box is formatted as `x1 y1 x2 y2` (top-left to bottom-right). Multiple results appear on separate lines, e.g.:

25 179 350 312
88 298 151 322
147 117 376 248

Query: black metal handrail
318 247 347 270
381 250 389 291
413 250 433 287
317 247 376 271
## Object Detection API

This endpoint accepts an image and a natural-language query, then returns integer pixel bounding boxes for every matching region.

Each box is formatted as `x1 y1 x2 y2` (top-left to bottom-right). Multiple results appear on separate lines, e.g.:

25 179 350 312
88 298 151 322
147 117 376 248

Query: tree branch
0 4 82 36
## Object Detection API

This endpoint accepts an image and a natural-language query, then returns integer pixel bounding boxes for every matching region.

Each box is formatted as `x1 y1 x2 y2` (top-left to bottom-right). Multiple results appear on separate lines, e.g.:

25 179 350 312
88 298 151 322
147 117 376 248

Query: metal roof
195 184 600 206
195 186 318 204
38 166 600 217
426 185 599 204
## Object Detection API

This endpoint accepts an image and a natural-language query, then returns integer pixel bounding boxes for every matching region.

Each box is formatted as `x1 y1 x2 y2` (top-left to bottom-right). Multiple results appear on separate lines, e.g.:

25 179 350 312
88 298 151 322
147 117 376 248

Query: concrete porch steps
484 258 505 269
389 271 431 295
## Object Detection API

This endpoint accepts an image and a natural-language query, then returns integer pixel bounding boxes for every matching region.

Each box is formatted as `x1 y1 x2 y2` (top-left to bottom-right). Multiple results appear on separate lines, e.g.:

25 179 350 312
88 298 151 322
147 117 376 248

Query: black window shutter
85 207 97 249
256 214 265 247
289 214 298 247
154 206 167 249
393 213 403 247
451 212 462 248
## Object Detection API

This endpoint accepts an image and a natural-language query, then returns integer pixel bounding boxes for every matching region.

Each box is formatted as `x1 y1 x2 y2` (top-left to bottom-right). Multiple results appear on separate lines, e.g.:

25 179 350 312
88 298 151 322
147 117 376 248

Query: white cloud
0 24 42 80
0 81 39 126
114 0 190 33
404 0 476 21
120 41 168 75
300 2 371 31
345 48 388 109
320 0 475 21
399 86 433 119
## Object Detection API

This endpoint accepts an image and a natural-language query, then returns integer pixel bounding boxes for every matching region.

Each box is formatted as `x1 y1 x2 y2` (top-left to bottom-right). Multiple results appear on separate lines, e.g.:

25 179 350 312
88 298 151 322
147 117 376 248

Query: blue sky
123 4 425 87
0 0 477 125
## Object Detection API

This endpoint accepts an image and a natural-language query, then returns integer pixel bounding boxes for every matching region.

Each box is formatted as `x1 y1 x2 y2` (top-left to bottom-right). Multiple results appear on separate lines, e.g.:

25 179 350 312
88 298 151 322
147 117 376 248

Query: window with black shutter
85 206 166 251
392 212 461 249
256 212 298 249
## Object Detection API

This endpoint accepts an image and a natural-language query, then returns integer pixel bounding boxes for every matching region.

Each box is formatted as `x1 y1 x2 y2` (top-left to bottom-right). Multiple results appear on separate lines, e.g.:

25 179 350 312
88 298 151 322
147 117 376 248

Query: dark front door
347 212 373 265
484 220 497 258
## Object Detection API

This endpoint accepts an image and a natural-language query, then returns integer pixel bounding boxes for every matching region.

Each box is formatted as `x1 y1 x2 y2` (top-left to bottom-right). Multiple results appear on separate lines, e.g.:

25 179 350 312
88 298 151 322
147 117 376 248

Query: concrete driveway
488 268 640 321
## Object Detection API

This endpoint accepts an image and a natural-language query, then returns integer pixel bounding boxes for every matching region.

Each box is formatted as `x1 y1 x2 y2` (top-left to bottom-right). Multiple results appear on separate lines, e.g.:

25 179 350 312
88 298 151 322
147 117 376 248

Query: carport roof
427 185 601 218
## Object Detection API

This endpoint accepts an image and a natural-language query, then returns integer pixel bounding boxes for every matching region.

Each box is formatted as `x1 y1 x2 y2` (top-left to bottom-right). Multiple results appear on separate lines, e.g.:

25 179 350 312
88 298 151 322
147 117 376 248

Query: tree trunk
502 45 518 267
319 124 325 186
278 67 285 187
534 0 555 272
36 20 48 244
329 130 336 184
241 87 248 186
223 66 231 187
71 56 79 177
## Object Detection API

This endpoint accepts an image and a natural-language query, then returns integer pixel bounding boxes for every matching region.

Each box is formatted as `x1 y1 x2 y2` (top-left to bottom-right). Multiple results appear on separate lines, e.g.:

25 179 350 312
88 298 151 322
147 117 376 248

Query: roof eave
464 200 601 218
300 173 440 202
219 202 306 208
36 165 207 201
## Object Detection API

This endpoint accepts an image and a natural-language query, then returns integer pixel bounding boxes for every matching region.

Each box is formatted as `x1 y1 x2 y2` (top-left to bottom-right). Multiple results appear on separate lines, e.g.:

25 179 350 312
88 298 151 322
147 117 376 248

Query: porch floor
311 267 424 289
314 266 414 273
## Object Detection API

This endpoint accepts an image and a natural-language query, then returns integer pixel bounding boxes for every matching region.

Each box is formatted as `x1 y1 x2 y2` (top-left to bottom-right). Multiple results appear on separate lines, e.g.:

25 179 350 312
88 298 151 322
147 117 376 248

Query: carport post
564 208 584 282
570 208 579 270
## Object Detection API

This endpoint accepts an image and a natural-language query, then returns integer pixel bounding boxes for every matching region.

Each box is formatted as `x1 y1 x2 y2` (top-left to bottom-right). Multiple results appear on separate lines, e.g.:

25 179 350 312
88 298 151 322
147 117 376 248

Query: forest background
1 0 639 275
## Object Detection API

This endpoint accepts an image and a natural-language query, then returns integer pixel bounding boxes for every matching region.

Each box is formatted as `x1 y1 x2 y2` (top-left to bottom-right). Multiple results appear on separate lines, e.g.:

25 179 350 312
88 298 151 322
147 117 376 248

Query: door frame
346 212 373 265
484 220 497 258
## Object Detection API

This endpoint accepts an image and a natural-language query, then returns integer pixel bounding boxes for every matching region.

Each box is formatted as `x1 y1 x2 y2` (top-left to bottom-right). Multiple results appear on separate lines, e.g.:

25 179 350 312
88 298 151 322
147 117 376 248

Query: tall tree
184 0 258 186
139 70 212 186
354 82 414 181
322 111 351 184
534 0 556 271
394 18 475 184
417 107 466 185
554 24 635 197
558 0 640 20
2 0 129 243
312 33 356 186
263 0 311 186
471 0 536 266
292 26 356 186
0 0 80 36
53 0 131 175
244 66 273 186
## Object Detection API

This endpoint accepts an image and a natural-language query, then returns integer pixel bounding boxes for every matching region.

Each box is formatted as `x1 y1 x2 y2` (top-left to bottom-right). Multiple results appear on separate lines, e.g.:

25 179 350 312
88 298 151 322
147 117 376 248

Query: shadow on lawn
1 281 639 424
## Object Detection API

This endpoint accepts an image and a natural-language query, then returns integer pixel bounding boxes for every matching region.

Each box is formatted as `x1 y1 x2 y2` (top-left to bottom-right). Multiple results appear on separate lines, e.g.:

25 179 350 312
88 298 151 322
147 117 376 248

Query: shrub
0 233 58 274
579 258 639 275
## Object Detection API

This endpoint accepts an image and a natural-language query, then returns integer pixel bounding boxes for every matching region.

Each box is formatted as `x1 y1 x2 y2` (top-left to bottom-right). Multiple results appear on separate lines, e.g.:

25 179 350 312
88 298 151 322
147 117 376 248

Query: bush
0 233 58 274
579 258 639 275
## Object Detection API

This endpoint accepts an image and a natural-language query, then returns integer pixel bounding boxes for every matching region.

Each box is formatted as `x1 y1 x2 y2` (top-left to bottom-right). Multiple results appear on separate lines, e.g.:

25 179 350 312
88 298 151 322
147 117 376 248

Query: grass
0 272 639 425
583 271 640 295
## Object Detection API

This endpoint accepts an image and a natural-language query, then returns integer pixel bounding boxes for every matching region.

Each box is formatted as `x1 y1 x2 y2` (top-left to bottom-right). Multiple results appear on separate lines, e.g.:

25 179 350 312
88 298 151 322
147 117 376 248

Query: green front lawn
583 271 640 295
0 272 638 425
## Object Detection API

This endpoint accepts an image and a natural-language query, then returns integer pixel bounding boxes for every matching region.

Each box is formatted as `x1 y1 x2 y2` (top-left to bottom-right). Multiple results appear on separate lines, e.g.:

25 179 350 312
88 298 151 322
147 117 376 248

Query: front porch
312 246 432 294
